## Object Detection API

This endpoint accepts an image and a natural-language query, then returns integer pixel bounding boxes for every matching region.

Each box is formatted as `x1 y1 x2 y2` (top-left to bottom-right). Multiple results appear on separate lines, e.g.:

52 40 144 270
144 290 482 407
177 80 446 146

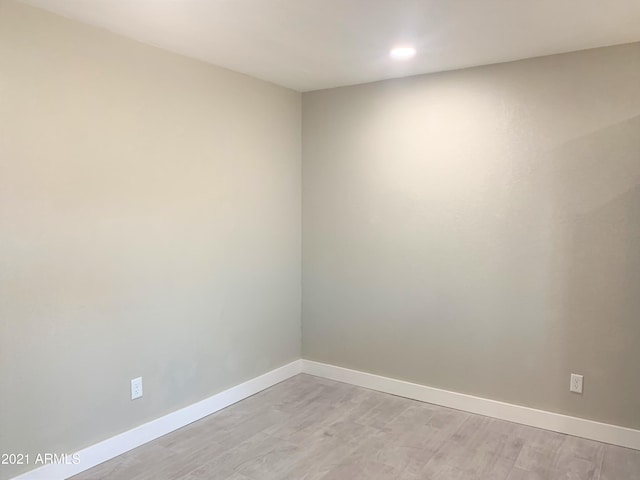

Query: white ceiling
20 0 640 92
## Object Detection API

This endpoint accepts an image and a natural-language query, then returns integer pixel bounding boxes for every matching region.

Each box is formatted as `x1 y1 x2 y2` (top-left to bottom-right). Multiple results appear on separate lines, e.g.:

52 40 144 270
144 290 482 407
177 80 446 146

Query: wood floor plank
70 374 640 480
600 444 640 480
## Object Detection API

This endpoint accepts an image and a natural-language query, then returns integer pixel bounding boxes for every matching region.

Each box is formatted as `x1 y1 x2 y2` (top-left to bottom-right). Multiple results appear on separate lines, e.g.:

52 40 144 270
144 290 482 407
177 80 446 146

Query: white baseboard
301 359 640 451
12 357 639 480
11 360 303 480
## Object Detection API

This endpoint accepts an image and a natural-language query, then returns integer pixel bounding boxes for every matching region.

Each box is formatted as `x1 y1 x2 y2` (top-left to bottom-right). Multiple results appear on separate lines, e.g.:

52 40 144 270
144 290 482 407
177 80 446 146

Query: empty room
1 0 639 479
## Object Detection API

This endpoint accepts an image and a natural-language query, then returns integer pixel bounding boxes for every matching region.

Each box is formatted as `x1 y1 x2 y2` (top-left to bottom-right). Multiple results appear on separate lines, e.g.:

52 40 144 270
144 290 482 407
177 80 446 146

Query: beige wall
0 2 300 478
302 42 640 430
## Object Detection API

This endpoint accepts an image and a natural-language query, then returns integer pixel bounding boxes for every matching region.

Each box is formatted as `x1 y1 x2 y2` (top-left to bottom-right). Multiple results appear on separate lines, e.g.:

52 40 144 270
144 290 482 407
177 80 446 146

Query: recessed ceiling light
390 46 416 60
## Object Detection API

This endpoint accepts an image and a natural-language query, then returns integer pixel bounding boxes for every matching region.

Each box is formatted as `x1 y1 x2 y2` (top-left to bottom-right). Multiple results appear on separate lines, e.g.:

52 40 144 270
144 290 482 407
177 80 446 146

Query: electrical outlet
570 374 583 394
131 377 143 400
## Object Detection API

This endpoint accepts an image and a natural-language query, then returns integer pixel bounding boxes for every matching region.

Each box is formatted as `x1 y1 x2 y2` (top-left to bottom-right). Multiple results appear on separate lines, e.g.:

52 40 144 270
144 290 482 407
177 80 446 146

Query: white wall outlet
131 377 143 400
570 374 583 394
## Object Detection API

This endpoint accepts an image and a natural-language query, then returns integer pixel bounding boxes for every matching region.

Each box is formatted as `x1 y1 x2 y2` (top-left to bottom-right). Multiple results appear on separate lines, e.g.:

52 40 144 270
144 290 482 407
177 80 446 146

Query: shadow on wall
550 114 640 428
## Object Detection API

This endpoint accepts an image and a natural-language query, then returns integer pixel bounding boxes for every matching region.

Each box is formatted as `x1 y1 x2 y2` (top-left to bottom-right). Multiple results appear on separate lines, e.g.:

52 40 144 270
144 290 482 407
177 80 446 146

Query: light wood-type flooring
71 374 640 480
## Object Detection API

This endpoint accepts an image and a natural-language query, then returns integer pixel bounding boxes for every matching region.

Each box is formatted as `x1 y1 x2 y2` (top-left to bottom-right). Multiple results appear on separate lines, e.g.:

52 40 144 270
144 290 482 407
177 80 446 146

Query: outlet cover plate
131 377 143 400
570 374 583 394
